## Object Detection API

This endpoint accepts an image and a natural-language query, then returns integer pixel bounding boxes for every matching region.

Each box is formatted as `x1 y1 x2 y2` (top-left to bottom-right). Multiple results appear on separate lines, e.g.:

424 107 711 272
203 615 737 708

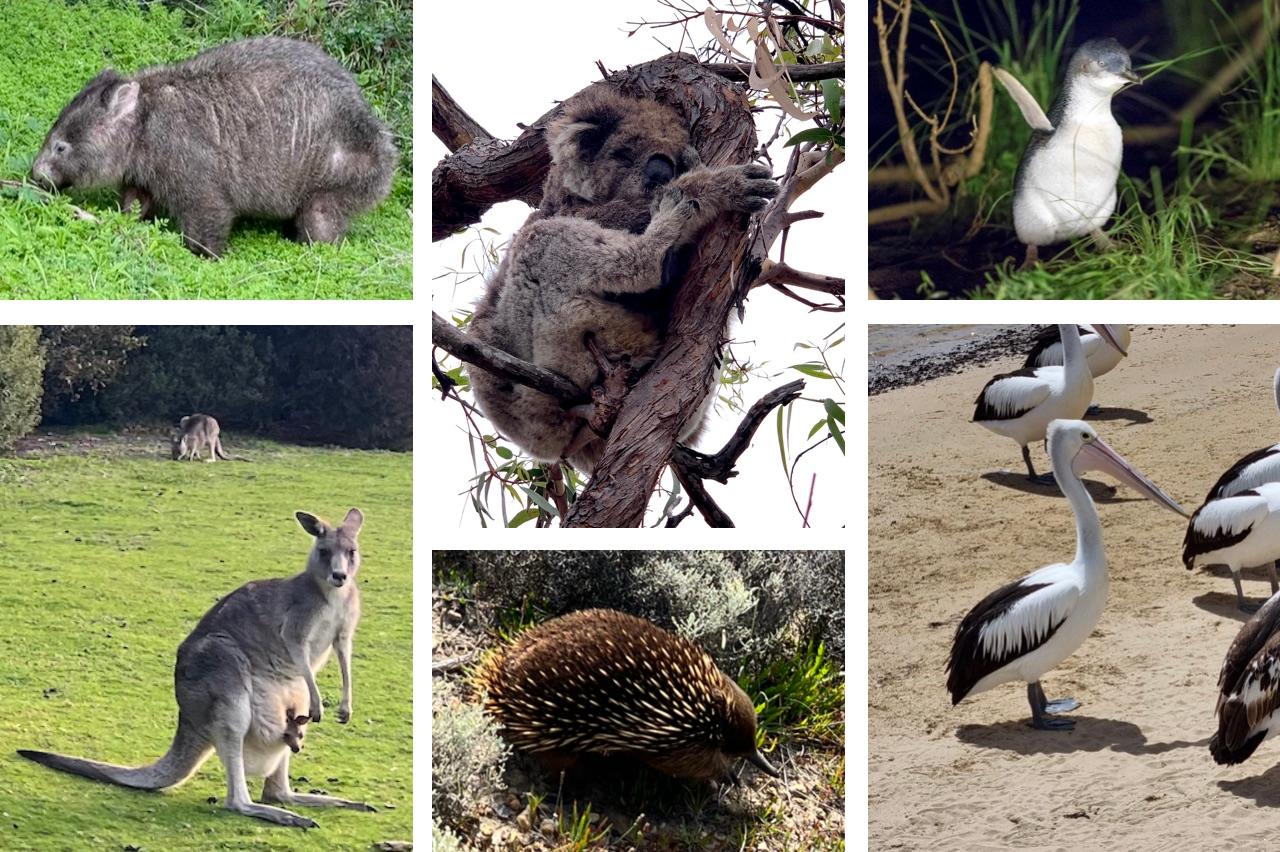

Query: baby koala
282 707 309 754
468 87 779 473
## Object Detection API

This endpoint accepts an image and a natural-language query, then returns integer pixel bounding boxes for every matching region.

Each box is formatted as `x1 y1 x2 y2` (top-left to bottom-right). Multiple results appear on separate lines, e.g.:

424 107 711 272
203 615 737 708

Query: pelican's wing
1183 491 1271 567
993 67 1053 132
946 568 1079 704
1204 444 1280 501
1215 614 1280 762
973 369 1053 422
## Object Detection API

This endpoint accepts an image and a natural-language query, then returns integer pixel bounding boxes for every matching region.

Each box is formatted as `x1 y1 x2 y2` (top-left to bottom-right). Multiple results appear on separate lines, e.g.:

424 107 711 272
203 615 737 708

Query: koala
467 87 779 473
31 37 397 258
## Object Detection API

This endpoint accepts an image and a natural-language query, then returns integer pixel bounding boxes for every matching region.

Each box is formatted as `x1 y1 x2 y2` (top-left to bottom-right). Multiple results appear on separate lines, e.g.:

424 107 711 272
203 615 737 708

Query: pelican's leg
1233 573 1261 614
1023 445 1057 487
1271 560 1279 595
1027 681 1076 730
1090 228 1113 251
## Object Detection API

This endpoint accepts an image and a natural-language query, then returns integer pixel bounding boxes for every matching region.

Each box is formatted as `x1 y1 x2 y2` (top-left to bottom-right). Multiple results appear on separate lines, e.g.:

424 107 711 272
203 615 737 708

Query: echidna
474 608 779 782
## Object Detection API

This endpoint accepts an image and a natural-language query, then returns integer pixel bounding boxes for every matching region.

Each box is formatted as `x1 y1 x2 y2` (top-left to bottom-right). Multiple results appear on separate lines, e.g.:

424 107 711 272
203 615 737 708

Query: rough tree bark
434 53 793 528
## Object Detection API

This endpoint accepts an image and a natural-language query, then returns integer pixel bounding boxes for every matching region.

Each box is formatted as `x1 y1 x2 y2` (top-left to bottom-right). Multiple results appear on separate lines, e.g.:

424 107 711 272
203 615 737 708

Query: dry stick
753 259 844 295
1 179 99 223
703 60 845 83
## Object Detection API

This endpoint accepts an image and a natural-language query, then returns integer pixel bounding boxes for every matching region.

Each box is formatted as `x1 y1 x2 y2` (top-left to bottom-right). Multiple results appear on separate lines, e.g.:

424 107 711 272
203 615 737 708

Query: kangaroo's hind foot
262 755 376 812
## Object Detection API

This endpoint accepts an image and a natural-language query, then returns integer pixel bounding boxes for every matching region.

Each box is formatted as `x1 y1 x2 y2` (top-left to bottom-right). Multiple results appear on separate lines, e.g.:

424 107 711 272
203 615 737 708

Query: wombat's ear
341 508 364 535
105 81 139 126
296 511 328 538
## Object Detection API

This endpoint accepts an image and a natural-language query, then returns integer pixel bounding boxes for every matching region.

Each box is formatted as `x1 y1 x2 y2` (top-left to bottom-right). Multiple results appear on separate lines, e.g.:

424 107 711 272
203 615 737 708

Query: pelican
974 324 1128 484
1022 324 1132 379
1184 483 1280 612
1184 368 1280 612
1210 590 1280 766
947 419 1187 729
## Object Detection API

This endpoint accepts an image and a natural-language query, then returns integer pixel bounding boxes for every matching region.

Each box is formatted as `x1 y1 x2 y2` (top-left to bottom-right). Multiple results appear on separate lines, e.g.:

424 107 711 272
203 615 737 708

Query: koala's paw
718 163 780 213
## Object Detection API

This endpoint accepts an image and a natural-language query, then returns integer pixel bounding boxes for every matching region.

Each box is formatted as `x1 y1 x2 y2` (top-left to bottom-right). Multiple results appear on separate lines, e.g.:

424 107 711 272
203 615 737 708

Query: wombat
31 37 397 258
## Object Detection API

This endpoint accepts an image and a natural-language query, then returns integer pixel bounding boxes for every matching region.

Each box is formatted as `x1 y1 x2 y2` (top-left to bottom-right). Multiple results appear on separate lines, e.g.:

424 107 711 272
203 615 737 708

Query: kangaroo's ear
342 508 364 535
296 511 328 538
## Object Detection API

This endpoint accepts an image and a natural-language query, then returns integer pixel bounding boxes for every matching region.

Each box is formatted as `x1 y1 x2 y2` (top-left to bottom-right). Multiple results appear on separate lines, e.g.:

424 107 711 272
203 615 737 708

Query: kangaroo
171 414 231 462
18 509 371 829
282 708 309 754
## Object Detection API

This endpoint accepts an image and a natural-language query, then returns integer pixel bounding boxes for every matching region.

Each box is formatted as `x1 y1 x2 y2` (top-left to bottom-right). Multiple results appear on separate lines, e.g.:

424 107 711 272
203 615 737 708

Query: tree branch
672 379 805 483
671 463 735 527
752 259 844 295
431 311 581 404
703 60 845 83
432 76 493 150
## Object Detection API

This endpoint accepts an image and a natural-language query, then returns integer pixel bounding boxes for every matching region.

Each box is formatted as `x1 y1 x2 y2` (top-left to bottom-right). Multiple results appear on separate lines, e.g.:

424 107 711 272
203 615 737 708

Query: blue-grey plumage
1004 38 1141 268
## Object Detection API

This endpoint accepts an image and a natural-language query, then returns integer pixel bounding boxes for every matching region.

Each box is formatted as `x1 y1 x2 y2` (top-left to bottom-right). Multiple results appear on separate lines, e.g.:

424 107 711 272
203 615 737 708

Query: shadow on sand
956 715 1209 757
1219 762 1280 807
1087 406 1153 427
980 472 1139 505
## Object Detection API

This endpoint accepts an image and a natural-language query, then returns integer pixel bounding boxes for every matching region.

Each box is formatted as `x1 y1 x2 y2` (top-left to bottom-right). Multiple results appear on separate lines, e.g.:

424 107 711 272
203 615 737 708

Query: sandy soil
869 325 1280 850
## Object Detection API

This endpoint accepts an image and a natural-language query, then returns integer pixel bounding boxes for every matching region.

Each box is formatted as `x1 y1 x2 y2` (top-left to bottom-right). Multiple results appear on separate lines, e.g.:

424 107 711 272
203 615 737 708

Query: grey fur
172 413 230 461
31 37 397 258
17 509 373 828
468 87 779 473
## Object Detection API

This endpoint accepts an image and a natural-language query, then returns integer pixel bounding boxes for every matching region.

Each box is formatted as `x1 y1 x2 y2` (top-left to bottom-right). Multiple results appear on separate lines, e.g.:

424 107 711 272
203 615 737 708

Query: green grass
0 0 411 299
0 431 412 850
970 171 1267 299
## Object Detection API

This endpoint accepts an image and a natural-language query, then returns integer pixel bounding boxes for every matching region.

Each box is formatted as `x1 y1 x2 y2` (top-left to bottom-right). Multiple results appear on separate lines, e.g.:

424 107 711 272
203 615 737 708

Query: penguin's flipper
993 68 1053 132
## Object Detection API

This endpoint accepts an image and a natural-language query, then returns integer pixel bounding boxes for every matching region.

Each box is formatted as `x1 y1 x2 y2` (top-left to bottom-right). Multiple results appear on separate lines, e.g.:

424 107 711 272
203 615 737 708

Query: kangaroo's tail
215 439 233 461
18 718 210 791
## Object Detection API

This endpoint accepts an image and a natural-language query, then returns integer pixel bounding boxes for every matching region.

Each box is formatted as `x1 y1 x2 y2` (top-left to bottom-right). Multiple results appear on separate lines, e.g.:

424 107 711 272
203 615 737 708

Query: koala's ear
678 145 702 171
105 81 140 125
552 101 623 163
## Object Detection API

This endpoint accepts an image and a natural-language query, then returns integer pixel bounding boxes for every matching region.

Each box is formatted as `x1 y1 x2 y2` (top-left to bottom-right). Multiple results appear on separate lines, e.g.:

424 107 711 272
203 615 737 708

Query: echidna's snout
746 748 780 778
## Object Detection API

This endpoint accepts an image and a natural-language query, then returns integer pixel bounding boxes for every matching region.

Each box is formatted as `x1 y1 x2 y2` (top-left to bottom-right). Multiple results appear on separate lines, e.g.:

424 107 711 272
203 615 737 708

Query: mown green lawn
0 0 412 299
0 432 412 850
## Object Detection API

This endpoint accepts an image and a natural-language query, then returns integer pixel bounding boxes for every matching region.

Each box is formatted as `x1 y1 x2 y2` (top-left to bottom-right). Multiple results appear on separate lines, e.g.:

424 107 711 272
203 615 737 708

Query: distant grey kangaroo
18 509 371 829
171 413 230 461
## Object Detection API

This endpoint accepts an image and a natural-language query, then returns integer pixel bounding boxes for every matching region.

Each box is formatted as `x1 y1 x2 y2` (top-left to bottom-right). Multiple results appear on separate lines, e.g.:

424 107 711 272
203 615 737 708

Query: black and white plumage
1210 590 1280 765
947 419 1186 730
974 323 1126 484
1183 369 1280 612
1022 324 1132 379
1184 484 1280 613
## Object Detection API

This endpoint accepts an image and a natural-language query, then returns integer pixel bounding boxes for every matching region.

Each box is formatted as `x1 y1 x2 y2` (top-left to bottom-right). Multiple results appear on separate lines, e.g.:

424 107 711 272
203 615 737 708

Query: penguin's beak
1121 69 1142 84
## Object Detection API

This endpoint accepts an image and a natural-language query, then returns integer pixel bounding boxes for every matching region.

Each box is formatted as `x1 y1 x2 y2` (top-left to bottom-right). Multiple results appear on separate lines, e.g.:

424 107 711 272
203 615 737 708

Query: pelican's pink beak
1073 437 1186 517
1090 324 1128 357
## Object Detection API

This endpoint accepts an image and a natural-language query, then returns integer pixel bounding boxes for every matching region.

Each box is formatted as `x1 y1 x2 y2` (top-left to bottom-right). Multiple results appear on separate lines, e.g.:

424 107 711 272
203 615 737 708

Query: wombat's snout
29 158 60 191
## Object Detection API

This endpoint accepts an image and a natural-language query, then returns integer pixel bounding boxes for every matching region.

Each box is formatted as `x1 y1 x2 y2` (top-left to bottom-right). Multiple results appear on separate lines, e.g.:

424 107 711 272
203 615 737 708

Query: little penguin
995 38 1141 268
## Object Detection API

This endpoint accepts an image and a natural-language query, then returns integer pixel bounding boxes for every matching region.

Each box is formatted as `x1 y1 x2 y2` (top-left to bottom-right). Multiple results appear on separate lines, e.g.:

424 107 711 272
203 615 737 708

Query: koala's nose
644 155 676 188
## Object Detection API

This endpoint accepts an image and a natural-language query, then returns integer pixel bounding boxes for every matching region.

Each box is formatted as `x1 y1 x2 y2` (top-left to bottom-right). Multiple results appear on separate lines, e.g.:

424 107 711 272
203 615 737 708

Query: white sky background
429 1 847 528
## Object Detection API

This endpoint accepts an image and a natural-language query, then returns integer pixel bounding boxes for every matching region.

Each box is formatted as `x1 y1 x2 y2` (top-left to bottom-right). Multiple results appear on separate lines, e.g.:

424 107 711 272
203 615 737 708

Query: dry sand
869 325 1280 850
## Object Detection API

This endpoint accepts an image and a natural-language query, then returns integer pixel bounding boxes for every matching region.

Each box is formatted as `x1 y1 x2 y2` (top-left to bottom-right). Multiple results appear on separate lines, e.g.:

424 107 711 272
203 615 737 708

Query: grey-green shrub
0 326 46 452
433 550 845 673
432 678 509 828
